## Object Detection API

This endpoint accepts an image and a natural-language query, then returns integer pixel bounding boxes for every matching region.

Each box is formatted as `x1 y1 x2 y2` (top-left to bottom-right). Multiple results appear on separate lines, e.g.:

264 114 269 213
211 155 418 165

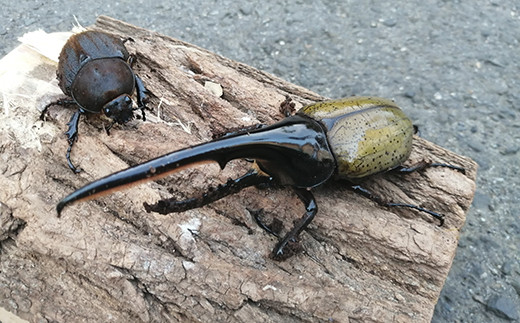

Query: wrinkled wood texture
0 16 477 323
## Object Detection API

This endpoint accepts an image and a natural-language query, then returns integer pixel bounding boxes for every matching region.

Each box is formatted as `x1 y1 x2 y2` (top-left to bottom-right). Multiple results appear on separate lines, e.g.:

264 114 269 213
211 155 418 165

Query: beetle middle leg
39 98 77 120
271 188 317 260
39 98 83 173
248 208 284 238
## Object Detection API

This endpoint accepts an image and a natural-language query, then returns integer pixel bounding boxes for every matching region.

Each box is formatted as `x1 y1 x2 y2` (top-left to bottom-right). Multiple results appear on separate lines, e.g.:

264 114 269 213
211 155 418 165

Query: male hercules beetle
40 30 149 173
57 96 464 259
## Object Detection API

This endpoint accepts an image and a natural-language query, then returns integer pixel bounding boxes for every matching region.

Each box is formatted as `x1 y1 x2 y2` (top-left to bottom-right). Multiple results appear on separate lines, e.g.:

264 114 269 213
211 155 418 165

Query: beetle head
103 94 134 124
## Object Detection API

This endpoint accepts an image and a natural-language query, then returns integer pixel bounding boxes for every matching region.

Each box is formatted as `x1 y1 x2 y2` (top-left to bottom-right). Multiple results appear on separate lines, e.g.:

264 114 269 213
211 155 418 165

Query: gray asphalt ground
2 1 519 321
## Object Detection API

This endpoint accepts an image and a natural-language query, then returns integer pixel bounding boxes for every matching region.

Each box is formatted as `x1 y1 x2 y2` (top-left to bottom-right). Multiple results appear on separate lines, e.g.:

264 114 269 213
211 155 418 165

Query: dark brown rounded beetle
40 30 150 173
56 96 465 260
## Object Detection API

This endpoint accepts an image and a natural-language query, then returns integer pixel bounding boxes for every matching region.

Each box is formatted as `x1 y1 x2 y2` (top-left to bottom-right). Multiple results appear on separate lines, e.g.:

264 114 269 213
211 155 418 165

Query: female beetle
56 96 464 259
40 30 149 173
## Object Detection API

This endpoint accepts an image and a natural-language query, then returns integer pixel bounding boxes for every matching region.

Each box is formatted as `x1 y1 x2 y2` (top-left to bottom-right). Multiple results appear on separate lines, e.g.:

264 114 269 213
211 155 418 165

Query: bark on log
0 16 477 323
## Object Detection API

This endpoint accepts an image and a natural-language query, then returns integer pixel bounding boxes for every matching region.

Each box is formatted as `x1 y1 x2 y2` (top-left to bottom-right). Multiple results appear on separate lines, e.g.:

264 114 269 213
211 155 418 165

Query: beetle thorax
71 58 135 113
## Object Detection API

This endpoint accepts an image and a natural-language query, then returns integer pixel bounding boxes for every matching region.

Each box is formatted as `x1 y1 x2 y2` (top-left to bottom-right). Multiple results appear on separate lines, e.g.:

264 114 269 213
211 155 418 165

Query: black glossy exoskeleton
40 30 149 172
56 96 464 259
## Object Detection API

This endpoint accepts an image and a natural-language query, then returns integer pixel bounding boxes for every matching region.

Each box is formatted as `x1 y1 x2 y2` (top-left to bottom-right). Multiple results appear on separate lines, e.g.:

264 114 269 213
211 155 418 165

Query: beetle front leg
134 74 150 121
143 170 273 214
64 110 83 173
279 95 296 117
271 188 317 260
105 120 116 135
127 53 151 120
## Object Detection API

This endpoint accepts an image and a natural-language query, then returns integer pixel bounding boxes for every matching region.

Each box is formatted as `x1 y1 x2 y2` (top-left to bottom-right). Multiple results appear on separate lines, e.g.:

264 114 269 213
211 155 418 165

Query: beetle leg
64 110 83 173
392 161 465 174
39 98 76 120
127 54 151 121
104 120 117 135
272 188 317 260
249 208 282 238
385 202 444 226
143 170 273 214
279 95 296 117
212 124 266 140
350 184 445 226
122 37 134 44
134 74 150 121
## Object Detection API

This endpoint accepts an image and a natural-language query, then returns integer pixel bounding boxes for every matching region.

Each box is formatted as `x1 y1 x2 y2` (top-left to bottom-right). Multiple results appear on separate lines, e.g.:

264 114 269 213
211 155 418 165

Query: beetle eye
125 97 132 104
104 107 111 116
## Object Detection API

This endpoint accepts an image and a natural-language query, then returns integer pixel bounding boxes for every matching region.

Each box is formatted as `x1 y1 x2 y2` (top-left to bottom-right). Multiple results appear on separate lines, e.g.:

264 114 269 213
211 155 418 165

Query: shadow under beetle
56 96 465 260
40 30 150 173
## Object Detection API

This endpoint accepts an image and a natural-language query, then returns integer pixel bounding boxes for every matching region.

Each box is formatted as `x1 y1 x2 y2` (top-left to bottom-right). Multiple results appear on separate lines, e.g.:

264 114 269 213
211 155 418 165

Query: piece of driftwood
0 16 477 323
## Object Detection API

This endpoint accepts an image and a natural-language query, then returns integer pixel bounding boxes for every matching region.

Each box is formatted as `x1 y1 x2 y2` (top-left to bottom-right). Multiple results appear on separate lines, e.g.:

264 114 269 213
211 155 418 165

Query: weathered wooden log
0 16 476 322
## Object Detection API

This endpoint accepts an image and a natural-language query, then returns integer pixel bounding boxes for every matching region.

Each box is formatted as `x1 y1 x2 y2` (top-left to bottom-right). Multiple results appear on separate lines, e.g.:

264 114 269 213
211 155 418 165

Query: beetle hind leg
350 184 444 226
385 202 444 226
143 170 273 214
392 160 465 175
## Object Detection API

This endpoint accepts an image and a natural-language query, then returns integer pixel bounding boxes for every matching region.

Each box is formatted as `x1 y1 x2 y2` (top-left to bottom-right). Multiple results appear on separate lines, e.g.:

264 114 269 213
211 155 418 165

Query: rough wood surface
0 16 477 323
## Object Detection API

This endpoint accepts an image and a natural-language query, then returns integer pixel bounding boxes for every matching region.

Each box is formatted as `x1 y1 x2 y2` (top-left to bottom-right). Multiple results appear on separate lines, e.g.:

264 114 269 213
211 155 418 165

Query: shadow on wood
0 16 477 322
